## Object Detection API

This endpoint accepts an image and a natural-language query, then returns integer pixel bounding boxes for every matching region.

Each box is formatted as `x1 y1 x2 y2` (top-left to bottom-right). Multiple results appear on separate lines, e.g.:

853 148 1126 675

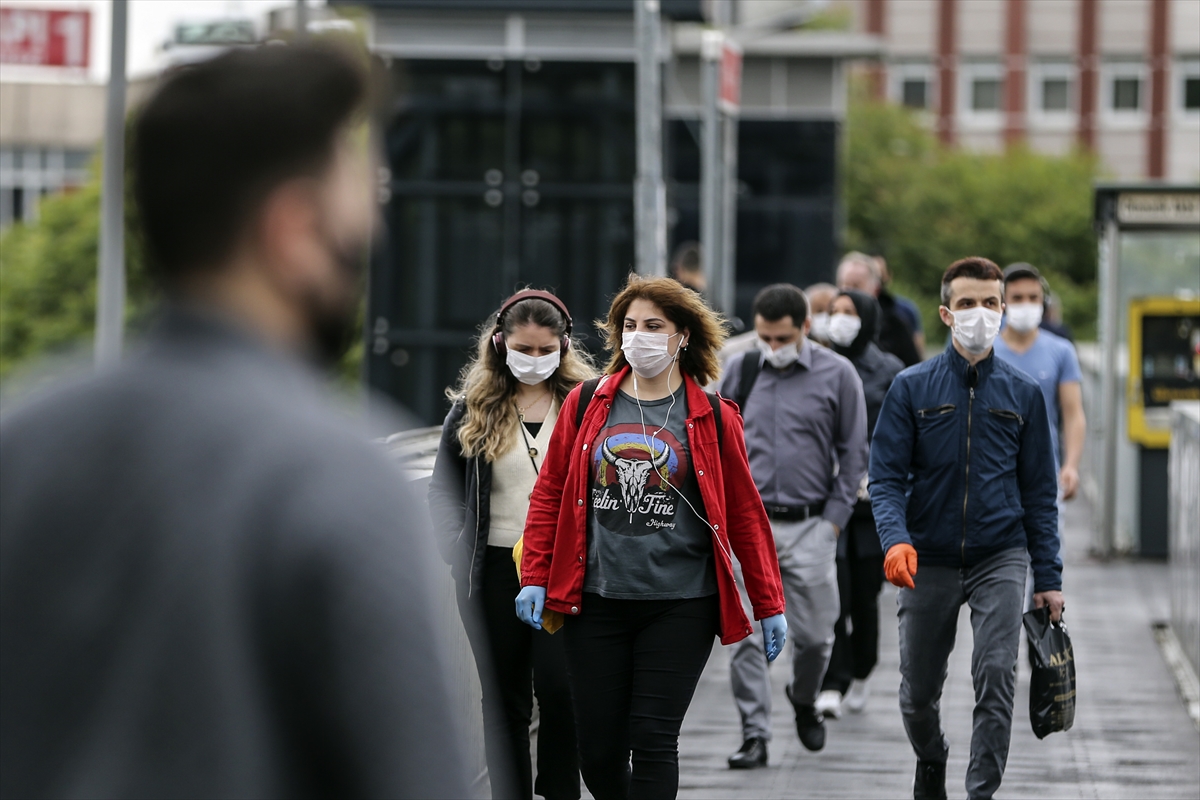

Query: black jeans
563 592 718 800
458 547 580 800
822 517 885 695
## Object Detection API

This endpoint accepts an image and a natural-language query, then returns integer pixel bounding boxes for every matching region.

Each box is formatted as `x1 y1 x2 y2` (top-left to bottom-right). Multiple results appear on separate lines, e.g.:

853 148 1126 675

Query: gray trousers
898 547 1029 800
730 516 840 741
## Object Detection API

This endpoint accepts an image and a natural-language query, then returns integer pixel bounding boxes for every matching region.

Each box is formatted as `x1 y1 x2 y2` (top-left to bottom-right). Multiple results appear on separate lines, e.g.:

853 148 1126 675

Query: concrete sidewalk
660 495 1200 799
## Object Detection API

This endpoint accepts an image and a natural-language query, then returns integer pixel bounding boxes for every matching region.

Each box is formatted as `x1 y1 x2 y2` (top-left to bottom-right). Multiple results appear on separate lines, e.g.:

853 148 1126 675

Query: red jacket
520 367 785 645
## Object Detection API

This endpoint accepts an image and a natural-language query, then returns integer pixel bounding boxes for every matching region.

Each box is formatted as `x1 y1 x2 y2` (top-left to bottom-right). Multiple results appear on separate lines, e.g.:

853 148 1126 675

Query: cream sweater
488 401 559 548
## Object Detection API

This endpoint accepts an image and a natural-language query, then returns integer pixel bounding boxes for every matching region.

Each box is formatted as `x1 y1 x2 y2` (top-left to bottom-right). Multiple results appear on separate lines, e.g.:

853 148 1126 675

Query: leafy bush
843 98 1100 342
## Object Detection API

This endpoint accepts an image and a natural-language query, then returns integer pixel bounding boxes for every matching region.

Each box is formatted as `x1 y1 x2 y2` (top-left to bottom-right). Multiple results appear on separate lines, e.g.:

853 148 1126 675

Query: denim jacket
868 344 1062 592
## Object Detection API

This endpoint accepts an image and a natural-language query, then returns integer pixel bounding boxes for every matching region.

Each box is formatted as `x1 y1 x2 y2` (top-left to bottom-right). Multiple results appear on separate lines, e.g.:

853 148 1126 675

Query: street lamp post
95 0 127 367
634 0 666 276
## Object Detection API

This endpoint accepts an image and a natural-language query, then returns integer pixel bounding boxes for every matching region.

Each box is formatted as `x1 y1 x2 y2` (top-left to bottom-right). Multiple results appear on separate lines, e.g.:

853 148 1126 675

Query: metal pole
700 30 722 303
1098 219 1120 555
718 110 738 316
295 0 308 39
634 0 666 276
95 0 128 367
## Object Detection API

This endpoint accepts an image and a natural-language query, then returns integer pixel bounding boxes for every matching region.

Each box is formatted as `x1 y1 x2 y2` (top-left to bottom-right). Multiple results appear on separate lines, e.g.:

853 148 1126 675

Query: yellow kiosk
1094 185 1200 558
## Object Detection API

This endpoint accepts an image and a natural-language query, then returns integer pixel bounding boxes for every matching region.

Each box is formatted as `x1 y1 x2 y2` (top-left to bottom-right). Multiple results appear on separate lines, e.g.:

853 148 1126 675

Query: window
902 77 928 109
972 76 1003 111
960 62 1004 124
890 62 933 111
1112 77 1141 110
1179 60 1200 117
1029 62 1074 126
1042 77 1070 111
1103 62 1146 118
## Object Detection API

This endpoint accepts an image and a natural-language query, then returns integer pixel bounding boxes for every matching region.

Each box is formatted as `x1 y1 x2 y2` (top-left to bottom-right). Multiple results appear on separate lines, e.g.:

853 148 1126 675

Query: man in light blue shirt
993 263 1085 499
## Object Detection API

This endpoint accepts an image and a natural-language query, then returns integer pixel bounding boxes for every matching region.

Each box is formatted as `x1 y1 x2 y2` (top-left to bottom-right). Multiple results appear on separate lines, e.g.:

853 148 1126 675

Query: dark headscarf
832 289 882 361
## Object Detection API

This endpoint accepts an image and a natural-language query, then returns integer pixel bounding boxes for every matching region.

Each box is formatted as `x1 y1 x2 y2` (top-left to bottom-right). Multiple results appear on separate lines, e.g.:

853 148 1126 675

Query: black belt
764 502 825 522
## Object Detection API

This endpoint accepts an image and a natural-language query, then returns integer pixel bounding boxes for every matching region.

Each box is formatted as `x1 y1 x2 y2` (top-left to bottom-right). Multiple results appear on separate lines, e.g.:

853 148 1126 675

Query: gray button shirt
718 339 869 530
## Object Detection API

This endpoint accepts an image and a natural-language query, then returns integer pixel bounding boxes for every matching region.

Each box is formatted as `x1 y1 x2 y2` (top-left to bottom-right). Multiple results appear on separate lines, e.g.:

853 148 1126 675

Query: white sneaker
844 679 868 713
814 689 843 719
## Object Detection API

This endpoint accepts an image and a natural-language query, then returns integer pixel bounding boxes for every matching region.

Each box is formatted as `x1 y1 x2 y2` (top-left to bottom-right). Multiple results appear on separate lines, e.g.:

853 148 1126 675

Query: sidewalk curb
1152 621 1200 731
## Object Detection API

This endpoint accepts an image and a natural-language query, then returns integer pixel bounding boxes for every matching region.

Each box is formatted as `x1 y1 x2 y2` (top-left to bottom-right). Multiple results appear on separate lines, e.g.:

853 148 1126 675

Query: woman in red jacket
516 275 786 800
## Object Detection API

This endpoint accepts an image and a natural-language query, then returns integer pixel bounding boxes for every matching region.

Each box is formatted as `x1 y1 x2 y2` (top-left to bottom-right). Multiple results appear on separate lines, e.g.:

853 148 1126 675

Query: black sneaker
913 760 947 800
785 684 826 751
727 736 768 769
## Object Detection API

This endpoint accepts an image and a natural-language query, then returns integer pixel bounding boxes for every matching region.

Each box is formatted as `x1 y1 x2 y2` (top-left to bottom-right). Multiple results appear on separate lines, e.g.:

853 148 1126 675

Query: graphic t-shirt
993 329 1081 461
584 384 717 600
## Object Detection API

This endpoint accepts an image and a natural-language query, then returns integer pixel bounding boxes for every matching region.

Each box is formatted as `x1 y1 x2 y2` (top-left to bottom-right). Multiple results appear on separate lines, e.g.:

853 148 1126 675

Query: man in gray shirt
0 45 471 799
718 283 868 768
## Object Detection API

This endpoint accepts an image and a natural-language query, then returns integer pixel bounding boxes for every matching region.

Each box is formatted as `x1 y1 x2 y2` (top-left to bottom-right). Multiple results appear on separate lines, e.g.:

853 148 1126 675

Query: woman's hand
761 614 788 662
515 586 547 630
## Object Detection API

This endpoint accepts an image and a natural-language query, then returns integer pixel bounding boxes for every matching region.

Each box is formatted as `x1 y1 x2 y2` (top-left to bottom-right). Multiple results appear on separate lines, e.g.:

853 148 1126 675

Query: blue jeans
897 547 1029 800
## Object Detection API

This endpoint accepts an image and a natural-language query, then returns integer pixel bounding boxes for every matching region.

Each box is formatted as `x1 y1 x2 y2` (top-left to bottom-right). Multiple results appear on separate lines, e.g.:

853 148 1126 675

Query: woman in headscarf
815 289 906 717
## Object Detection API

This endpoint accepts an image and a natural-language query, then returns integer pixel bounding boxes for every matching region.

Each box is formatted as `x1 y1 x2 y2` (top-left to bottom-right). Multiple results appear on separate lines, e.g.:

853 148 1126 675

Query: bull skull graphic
602 436 671 519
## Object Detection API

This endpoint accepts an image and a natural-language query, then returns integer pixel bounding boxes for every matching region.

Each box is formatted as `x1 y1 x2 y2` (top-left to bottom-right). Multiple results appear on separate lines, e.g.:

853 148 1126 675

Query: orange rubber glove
884 543 918 590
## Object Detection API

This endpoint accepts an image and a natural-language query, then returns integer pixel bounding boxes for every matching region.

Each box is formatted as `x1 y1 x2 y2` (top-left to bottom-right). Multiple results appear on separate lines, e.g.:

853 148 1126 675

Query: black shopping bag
1023 606 1076 739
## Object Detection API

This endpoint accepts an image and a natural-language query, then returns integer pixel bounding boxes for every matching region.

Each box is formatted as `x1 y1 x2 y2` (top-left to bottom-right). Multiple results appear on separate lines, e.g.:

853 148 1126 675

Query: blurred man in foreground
0 44 471 799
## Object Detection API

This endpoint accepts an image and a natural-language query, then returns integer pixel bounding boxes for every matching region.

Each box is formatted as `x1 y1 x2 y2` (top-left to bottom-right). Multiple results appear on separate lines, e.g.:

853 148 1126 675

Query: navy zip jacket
869 343 1062 592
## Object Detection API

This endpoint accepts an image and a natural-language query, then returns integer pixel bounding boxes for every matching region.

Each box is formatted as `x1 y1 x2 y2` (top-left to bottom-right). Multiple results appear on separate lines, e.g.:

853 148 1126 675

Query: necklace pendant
528 447 539 459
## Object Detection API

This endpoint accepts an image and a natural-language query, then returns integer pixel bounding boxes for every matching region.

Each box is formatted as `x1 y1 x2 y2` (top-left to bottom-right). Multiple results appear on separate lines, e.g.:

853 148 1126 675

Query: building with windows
0 82 107 228
849 0 1200 181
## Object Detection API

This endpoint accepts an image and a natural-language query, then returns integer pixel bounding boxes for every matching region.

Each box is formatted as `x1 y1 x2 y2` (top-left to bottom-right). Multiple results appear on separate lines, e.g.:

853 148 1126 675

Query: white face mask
809 312 831 342
948 306 1002 354
622 331 682 378
1005 302 1043 333
827 314 862 347
756 336 801 369
506 348 560 385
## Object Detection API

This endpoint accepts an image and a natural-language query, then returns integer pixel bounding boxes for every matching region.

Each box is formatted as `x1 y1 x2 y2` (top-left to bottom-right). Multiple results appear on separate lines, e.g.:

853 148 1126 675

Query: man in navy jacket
869 257 1063 800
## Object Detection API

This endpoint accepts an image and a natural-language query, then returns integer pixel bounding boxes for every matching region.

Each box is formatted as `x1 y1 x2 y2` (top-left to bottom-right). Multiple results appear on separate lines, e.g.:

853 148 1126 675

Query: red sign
0 8 91 69
718 39 742 114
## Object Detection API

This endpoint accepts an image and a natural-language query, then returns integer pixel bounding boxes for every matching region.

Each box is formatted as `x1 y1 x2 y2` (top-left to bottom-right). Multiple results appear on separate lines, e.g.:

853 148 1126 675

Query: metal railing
1169 401 1200 677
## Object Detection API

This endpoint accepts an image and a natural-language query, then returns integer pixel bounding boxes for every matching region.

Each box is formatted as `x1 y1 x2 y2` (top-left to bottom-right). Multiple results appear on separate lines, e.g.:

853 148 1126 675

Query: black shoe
913 760 947 800
727 737 768 769
785 684 826 752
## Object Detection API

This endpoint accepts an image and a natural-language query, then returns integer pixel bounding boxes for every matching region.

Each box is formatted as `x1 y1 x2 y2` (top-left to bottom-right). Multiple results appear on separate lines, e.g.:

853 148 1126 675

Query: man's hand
884 543 917 590
1059 466 1079 501
830 522 841 538
1033 590 1065 622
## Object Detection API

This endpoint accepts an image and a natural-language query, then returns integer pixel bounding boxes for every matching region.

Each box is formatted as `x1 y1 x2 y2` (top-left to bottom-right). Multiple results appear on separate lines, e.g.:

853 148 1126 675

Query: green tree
0 166 363 384
0 167 153 379
843 98 1100 342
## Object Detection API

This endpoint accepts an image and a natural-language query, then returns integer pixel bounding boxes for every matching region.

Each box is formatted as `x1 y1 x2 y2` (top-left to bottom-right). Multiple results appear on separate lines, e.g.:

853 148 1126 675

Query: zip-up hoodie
868 343 1062 592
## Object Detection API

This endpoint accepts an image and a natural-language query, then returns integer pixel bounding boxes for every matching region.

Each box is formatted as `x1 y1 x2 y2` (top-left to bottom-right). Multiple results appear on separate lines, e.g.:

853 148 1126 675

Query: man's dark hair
671 241 702 276
752 283 808 325
133 43 367 282
940 257 1003 305
1002 262 1051 297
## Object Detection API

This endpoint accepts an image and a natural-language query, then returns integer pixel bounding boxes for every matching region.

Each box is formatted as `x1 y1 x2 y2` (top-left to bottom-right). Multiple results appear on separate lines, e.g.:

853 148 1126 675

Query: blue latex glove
515 586 546 630
761 614 787 662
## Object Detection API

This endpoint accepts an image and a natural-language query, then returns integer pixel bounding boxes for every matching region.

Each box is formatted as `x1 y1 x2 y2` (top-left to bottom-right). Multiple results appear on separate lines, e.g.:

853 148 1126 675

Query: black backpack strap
575 377 601 429
706 391 724 450
735 351 763 411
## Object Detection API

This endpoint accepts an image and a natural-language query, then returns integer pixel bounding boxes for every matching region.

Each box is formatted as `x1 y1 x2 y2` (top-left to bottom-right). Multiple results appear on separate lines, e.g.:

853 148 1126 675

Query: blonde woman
428 289 595 800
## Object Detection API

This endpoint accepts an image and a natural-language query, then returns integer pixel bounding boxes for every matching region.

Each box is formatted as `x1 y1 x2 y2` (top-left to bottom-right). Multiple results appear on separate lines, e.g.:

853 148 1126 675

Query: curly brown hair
599 274 728 386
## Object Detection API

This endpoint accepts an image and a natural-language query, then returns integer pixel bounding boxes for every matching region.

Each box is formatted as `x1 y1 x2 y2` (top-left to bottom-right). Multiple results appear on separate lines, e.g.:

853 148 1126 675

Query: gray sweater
0 308 471 799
